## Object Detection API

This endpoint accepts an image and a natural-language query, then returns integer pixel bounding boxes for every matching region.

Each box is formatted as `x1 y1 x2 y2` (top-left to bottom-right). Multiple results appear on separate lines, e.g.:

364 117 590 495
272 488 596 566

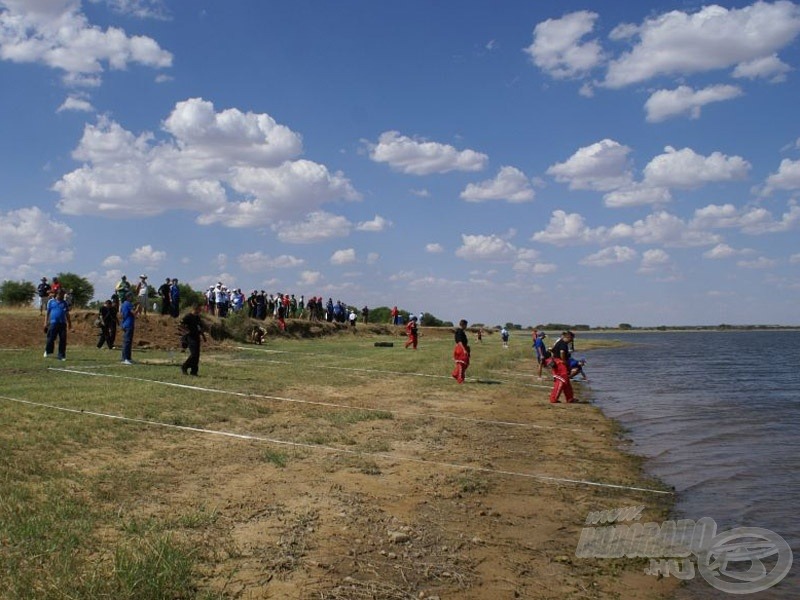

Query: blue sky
1 0 799 327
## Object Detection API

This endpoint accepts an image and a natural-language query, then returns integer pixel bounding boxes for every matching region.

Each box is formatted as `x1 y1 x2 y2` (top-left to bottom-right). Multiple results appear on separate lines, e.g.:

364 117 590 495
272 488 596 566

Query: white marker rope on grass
0 393 671 496
48 367 585 433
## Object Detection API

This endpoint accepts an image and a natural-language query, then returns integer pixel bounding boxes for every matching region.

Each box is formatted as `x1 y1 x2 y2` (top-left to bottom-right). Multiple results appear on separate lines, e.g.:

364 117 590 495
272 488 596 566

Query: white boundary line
48 367 585 433
0 393 671 496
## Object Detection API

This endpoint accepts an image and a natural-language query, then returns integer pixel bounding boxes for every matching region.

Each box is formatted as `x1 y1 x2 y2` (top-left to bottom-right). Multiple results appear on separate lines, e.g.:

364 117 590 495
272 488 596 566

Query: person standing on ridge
36 277 51 315
136 274 149 315
169 278 180 318
158 277 171 316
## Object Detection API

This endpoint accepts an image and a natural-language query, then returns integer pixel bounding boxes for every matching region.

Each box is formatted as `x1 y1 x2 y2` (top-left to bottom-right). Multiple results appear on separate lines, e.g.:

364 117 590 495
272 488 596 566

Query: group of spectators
40 274 588 399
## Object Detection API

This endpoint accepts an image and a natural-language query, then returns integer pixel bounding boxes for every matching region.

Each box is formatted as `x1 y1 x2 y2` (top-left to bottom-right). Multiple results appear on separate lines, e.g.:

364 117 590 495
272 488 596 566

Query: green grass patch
321 409 393 425
262 448 289 468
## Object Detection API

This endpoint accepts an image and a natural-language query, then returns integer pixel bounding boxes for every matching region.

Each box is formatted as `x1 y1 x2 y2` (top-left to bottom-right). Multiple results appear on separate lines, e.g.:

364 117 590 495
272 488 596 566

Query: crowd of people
39 275 588 400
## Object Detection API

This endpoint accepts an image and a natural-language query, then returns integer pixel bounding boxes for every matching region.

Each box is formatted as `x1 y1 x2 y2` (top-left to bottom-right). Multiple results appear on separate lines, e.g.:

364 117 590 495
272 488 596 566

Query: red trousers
550 359 574 403
452 343 469 383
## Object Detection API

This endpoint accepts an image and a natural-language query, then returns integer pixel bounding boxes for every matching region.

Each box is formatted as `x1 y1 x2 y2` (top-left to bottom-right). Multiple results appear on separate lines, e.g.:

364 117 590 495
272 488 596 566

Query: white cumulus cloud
0 0 172 87
644 85 742 122
764 158 800 194
732 54 791 82
604 2 800 88
273 211 352 244
130 244 166 265
524 11 605 79
455 234 518 262
460 166 535 203
547 139 633 191
643 146 750 189
367 131 488 175
57 95 95 113
356 215 392 232
330 248 356 265
0 206 74 275
580 246 638 267
703 243 740 259
53 99 360 226
532 210 606 246
236 252 305 271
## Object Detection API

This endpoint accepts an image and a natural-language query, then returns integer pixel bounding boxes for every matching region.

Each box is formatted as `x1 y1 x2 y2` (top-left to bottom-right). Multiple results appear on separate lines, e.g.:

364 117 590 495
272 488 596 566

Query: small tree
0 280 36 306
55 272 95 307
420 312 446 327
369 306 393 323
177 283 204 311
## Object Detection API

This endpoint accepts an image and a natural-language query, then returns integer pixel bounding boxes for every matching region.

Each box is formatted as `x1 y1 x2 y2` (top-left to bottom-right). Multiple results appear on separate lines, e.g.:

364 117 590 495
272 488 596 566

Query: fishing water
582 330 799 599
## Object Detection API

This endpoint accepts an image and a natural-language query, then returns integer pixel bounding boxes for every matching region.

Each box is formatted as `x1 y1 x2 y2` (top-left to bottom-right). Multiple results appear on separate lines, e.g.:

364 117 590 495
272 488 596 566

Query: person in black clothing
549 330 576 403
452 319 471 383
158 277 171 316
96 299 118 349
180 303 207 376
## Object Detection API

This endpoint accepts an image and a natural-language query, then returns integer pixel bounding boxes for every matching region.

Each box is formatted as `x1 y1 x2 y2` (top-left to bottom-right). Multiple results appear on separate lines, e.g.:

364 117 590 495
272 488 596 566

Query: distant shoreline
577 326 800 333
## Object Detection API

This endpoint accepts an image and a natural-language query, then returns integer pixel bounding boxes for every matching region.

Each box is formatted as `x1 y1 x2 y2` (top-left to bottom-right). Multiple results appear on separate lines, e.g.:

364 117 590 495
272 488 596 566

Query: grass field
0 325 676 599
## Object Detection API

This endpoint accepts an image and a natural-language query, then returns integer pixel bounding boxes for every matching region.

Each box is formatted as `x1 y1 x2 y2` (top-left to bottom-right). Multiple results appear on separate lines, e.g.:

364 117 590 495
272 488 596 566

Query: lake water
580 330 799 599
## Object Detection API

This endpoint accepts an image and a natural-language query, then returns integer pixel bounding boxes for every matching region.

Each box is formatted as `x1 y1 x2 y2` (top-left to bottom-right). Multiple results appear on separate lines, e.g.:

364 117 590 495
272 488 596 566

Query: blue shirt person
169 278 180 318
120 293 139 364
44 288 71 360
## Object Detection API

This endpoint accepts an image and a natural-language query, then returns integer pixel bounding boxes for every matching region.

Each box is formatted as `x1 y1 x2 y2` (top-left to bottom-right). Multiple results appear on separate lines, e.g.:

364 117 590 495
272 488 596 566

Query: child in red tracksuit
549 331 576 403
405 316 418 349
452 319 470 383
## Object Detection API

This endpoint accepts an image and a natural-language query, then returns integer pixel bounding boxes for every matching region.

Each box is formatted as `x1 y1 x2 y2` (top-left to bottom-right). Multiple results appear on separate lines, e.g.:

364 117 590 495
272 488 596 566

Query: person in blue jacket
120 292 140 364
44 288 71 360
569 357 588 381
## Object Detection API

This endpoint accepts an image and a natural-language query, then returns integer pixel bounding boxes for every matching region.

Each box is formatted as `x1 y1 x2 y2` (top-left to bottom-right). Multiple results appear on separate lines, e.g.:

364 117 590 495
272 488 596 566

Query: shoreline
1 312 681 597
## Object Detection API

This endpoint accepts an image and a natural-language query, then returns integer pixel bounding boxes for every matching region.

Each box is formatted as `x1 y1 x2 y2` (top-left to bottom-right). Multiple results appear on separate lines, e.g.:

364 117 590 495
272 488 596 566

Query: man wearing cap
533 330 548 379
36 277 51 315
136 275 149 315
569 358 588 381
